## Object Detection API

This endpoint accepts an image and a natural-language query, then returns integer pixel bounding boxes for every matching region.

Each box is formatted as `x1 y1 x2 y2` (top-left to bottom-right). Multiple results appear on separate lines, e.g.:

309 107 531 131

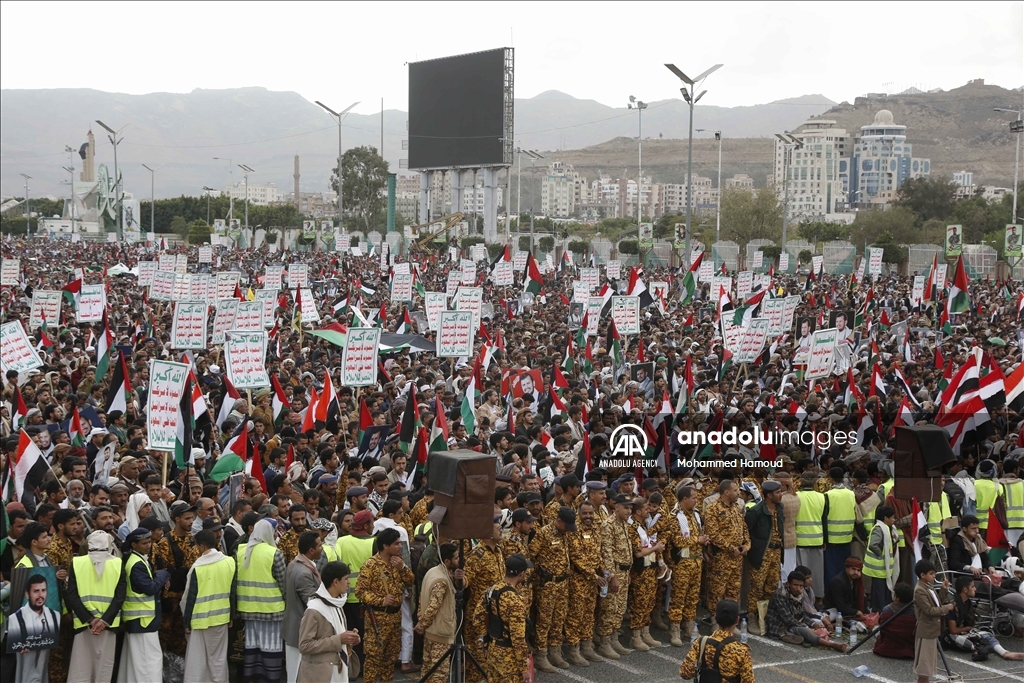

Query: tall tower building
293 155 300 207
80 130 96 182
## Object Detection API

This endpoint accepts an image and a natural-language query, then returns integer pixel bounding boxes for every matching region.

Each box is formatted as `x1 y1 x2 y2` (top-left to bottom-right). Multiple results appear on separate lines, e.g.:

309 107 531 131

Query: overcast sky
2 1 1021 113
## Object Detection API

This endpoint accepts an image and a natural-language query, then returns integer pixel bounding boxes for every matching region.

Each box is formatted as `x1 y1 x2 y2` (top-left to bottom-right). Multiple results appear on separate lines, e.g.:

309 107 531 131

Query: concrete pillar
419 172 429 224
483 167 498 243
451 169 464 215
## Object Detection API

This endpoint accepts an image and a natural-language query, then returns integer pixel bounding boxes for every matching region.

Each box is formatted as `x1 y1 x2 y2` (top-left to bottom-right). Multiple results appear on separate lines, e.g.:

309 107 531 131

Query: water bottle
599 570 609 598
834 613 843 638
740 618 748 644
849 627 857 649
853 665 872 678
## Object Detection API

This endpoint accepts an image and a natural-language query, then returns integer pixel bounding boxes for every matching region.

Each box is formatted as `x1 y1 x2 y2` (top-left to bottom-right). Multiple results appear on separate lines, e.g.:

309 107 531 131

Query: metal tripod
419 539 486 683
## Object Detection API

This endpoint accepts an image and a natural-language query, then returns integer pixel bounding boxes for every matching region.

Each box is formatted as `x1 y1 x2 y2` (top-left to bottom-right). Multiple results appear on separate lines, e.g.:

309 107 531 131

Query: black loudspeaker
892 426 956 502
426 450 496 540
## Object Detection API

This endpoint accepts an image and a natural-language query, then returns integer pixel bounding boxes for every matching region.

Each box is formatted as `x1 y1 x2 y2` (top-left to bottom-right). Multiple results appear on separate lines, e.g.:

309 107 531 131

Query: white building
225 181 280 206
844 109 929 206
659 176 718 215
725 174 755 189
774 120 848 220
952 170 977 200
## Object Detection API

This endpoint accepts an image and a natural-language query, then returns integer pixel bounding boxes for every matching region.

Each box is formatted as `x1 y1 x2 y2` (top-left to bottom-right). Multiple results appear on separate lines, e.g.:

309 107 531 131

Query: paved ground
533 624 1024 683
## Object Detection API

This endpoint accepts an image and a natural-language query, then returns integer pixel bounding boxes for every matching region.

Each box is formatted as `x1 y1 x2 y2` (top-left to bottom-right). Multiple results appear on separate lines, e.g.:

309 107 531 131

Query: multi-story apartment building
725 174 755 189
844 109 930 206
225 181 280 206
773 120 848 219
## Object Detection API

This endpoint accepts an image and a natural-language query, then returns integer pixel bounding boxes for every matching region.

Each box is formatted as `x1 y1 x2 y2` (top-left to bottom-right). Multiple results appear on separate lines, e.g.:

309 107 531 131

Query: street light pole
95 120 128 241
775 133 803 249
239 165 254 239
142 164 156 236
63 145 76 237
202 186 216 225
315 101 360 224
697 129 723 241
665 63 722 267
628 97 648 226
995 107 1022 224
19 173 31 236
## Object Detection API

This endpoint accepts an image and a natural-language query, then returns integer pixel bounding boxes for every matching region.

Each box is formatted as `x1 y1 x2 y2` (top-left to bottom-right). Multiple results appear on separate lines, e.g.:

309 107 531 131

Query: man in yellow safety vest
182 529 236 683
64 530 126 683
824 467 856 583
121 527 172 682
795 471 828 598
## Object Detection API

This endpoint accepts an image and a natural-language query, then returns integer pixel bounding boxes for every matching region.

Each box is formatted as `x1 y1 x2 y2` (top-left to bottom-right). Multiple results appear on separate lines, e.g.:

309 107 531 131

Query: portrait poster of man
945 224 962 257
509 368 544 403
409 310 428 334
1005 224 1022 259
795 317 816 361
358 424 392 461
6 566 61 654
829 310 855 344
568 302 584 328
629 362 655 397
673 223 687 249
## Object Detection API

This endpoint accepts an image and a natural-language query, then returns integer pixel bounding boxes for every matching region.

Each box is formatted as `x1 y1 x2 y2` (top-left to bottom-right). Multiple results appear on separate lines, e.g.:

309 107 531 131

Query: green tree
894 177 957 224
871 231 908 264
798 221 849 245
618 240 639 255
654 212 686 239
264 229 279 245
518 236 531 252
461 235 484 251
538 236 554 253
331 146 389 232
798 249 813 265
760 245 782 261
950 195 1008 244
169 216 189 240
720 186 784 245
17 197 65 218
568 240 589 254
187 219 211 244
850 206 918 249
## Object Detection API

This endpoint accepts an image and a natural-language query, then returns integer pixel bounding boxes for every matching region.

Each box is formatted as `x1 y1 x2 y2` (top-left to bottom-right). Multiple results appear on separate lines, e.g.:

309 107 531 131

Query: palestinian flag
271 374 291 425
935 346 944 370
524 253 544 295
548 387 567 421
399 384 421 454
356 280 376 296
552 362 570 390
104 352 132 414
716 347 733 382
429 395 449 452
175 374 195 469
682 311 694 331
732 289 767 328
332 295 348 316
1006 361 1024 413
925 253 939 302
12 429 48 503
938 305 952 334
68 407 86 446
845 367 864 409
357 397 374 444
460 372 477 435
947 255 970 314
573 431 593 481
681 251 703 304
61 276 82 308
306 322 348 349
675 355 694 414
38 311 54 349
395 307 414 334
413 272 426 299
216 373 242 430
937 358 954 393
582 339 595 375
788 399 808 427
11 386 28 432
562 333 575 373
606 320 623 367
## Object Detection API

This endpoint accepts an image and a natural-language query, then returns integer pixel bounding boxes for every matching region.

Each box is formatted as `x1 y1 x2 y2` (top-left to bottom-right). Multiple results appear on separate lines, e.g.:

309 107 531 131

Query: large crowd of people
1 235 1023 683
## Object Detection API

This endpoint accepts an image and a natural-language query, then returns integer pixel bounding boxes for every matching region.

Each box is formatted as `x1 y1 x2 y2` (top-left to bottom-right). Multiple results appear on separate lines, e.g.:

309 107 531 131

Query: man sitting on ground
946 576 1024 662
873 583 916 659
765 570 846 651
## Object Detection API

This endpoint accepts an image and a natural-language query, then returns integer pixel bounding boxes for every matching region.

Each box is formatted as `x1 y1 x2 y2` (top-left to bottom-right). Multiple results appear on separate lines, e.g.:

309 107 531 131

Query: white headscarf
85 530 119 578
125 491 153 533
244 519 278 569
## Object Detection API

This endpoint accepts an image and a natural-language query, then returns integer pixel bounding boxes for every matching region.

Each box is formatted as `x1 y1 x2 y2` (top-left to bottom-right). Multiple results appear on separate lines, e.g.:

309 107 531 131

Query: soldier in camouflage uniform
596 494 634 659
498 508 535 611
407 491 431 529
628 496 665 651
584 481 609 522
463 518 504 683
152 501 199 656
356 527 415 683
528 505 574 673
472 554 531 683
45 509 81 683
544 474 581 521
704 480 750 627
744 479 784 634
662 484 708 645
564 501 608 665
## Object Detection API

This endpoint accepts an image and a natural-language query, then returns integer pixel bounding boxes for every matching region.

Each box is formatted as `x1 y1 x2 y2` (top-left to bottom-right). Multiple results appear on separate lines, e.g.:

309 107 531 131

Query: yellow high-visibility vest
190 556 234 630
235 544 284 615
71 555 123 630
1003 480 1024 529
122 553 157 628
862 521 897 580
335 535 375 604
824 487 856 544
975 479 1002 530
322 543 338 563
795 489 826 547
924 493 951 547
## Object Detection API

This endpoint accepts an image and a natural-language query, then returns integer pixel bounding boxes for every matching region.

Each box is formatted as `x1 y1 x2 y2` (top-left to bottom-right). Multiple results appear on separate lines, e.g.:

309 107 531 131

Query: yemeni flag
104 352 132 414
68 407 87 446
399 384 421 454
940 351 980 412
893 365 921 408
524 253 544 295
1017 292 1024 320
242 431 267 494
271 375 291 425
315 375 339 425
925 253 939 302
216 373 242 430
460 373 477 435
788 399 808 427
987 508 1012 562
732 289 767 328
978 356 1006 411
573 431 593 481
606 320 623 366
430 395 450 454
12 429 48 503
935 346 944 370
292 287 303 332
1006 360 1024 413
681 251 703 304
357 397 374 444
716 285 734 323
11 386 28 432
910 498 928 566
869 364 886 398
947 255 970 314
301 386 318 433
627 266 655 308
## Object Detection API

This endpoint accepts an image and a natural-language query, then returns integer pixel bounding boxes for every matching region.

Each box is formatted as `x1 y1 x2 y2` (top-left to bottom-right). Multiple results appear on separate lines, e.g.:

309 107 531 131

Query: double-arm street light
994 107 1022 224
628 96 648 225
664 63 723 266
775 133 804 249
315 100 360 223
95 119 128 241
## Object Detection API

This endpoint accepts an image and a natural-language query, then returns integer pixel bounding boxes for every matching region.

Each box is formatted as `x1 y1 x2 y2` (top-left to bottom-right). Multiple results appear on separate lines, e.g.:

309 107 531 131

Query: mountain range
0 86 834 202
